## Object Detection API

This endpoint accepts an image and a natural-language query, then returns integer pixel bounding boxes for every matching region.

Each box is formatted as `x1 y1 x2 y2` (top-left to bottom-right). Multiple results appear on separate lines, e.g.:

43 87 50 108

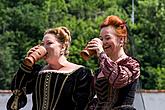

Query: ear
61 44 66 50
60 46 65 55
119 38 124 47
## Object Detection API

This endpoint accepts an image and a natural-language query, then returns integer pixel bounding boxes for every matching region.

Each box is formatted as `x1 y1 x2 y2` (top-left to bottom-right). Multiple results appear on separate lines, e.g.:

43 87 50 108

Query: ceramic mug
80 48 96 61
24 45 47 67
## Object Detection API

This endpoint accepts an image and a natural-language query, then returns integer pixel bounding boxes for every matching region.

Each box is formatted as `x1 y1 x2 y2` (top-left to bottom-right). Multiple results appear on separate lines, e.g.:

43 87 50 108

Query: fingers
88 38 102 45
27 45 40 57
82 38 102 50
86 38 104 56
91 38 102 43
87 38 102 48
86 43 98 50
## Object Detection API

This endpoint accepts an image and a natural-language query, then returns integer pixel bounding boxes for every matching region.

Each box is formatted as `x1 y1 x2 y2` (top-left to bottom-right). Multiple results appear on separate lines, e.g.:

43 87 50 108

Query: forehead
100 26 116 37
43 33 57 41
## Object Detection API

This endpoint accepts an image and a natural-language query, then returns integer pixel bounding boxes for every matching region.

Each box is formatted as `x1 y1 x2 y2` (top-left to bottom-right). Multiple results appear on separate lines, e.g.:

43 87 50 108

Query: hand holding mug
80 38 103 60
23 44 47 67
87 38 103 55
80 47 96 61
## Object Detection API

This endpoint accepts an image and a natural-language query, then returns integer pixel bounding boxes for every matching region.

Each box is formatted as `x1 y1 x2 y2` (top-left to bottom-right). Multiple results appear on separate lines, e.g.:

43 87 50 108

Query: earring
120 40 124 47
60 49 65 55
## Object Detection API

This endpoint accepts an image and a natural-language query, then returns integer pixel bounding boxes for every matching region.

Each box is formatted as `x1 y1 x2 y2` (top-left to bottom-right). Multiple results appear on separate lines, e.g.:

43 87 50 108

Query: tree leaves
0 0 165 89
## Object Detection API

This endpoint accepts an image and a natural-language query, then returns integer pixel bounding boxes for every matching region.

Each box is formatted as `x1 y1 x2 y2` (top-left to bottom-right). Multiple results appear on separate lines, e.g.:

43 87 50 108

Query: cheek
46 45 60 54
51 46 61 53
111 39 119 46
108 40 116 50
106 39 114 46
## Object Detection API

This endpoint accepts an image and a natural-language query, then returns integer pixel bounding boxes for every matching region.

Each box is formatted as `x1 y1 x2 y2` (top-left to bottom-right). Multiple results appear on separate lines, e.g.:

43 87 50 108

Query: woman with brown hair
85 15 140 110
7 26 93 110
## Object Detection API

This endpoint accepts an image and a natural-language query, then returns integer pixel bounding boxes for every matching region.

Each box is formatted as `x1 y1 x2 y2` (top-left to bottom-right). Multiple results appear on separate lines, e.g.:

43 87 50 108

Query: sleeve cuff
98 51 106 61
20 63 33 73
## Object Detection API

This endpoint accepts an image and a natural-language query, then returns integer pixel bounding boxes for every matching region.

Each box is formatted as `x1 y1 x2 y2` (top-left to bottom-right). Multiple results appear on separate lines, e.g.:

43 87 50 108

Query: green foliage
141 66 165 89
0 0 165 89
131 0 165 89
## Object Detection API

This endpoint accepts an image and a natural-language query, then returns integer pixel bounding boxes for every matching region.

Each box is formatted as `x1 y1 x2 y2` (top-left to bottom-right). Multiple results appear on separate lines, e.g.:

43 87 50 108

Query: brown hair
100 15 128 43
44 26 71 56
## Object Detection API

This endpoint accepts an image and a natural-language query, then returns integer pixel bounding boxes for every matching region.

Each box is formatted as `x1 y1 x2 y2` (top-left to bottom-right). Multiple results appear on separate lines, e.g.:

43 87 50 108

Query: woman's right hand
26 45 40 57
86 38 104 57
23 44 47 67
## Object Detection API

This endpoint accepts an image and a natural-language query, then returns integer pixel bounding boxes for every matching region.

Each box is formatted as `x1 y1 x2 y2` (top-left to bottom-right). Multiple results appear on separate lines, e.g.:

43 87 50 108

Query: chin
104 50 112 56
104 51 109 55
104 48 110 53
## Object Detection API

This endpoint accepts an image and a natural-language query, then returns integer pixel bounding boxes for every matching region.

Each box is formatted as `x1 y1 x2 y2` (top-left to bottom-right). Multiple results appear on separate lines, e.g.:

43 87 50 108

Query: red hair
100 15 128 41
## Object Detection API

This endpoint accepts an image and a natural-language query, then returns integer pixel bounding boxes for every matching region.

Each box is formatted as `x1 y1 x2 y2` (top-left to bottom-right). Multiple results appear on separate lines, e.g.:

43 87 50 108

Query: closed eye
104 35 111 40
46 41 53 45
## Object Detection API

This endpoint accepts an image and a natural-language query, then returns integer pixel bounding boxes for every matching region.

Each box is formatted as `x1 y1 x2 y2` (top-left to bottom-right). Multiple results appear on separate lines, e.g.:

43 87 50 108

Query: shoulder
128 56 141 69
129 56 140 64
73 67 94 83
123 56 141 77
119 56 140 67
75 66 93 75
72 66 93 78
131 57 141 67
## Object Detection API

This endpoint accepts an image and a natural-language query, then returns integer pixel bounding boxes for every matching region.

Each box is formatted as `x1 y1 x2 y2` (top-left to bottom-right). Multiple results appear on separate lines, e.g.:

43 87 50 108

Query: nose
44 45 48 50
42 43 48 50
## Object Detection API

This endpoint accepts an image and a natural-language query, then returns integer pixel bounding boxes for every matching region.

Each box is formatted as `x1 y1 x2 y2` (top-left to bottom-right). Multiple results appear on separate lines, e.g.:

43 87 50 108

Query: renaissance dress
7 63 93 110
91 52 140 110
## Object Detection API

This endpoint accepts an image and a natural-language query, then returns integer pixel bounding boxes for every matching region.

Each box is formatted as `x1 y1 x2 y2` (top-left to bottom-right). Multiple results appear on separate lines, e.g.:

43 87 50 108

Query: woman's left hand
87 38 104 56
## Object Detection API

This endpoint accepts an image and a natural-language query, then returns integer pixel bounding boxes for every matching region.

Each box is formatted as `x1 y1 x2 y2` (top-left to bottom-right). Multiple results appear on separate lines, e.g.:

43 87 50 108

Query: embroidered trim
42 73 51 110
20 64 32 73
10 89 25 110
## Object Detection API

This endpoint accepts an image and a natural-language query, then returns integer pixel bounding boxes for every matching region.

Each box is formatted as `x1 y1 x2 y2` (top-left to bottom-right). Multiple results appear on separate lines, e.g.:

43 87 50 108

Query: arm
11 63 41 93
99 52 140 88
11 44 44 92
7 45 44 110
7 63 41 110
72 68 94 110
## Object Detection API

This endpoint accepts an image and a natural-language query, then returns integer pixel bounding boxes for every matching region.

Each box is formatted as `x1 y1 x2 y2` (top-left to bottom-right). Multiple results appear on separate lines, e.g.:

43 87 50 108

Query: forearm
99 52 117 77
11 60 42 90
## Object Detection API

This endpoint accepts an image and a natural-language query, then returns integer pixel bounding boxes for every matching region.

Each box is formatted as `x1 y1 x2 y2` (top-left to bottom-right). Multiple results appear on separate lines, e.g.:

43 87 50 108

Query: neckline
39 66 84 75
115 54 129 63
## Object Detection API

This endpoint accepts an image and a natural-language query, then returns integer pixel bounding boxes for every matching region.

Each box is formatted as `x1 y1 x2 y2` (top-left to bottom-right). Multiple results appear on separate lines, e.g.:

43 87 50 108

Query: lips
43 52 48 59
103 46 111 50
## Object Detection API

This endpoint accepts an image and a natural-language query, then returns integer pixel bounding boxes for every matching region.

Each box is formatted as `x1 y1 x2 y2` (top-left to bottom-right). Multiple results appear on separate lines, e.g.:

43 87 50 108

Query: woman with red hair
86 15 140 110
